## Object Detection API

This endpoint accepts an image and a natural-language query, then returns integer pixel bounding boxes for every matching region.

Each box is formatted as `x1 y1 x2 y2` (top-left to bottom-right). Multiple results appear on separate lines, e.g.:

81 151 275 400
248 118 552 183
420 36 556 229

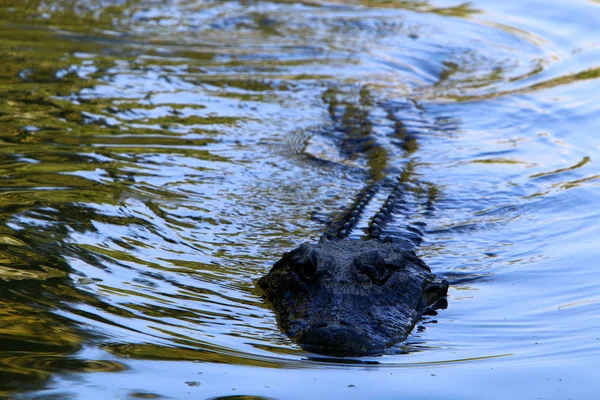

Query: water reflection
0 210 127 394
0 0 599 398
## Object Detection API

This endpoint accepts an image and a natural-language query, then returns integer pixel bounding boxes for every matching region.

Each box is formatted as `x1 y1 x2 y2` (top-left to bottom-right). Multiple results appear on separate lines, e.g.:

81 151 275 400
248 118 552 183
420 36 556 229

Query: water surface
0 0 599 398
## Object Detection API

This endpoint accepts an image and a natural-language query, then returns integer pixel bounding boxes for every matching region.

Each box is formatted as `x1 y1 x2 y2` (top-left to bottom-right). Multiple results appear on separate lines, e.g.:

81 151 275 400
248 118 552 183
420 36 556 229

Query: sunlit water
0 0 599 398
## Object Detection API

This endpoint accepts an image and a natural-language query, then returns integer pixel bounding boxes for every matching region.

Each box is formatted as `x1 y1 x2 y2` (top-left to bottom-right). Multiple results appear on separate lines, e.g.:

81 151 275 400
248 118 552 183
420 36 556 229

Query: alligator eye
290 250 318 279
301 261 317 278
356 264 380 284
356 264 390 285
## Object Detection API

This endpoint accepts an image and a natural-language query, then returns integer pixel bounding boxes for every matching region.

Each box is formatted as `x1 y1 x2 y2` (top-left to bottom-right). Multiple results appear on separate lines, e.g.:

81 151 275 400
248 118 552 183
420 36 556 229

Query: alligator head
258 236 448 357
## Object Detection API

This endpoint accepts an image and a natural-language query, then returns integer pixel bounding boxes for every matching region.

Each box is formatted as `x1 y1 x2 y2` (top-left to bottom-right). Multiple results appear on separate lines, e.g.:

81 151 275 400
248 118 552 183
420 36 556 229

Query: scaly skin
258 235 448 356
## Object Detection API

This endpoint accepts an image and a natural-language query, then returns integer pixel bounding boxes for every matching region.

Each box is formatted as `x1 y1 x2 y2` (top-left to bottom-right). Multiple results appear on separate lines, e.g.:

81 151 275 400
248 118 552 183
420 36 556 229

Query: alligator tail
366 177 437 250
322 181 381 239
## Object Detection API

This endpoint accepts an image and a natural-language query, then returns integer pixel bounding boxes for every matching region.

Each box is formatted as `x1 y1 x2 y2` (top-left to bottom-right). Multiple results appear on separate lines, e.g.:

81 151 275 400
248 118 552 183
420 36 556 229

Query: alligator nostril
340 320 350 327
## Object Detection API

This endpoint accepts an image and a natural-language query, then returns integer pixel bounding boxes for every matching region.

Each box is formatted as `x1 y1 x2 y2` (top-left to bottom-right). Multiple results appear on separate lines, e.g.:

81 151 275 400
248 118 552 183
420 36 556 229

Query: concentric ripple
0 0 599 398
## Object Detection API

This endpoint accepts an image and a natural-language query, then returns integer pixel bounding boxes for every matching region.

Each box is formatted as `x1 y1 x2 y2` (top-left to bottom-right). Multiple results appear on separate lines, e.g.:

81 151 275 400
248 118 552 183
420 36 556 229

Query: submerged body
258 236 448 356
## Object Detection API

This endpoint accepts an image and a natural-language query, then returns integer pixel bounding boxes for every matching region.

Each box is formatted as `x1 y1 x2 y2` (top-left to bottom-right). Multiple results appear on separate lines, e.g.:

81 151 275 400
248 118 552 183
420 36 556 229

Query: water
0 0 599 398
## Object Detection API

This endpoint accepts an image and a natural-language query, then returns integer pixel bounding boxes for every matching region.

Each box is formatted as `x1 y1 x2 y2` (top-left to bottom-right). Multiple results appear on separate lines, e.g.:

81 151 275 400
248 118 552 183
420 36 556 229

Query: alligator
258 235 448 356
258 87 449 357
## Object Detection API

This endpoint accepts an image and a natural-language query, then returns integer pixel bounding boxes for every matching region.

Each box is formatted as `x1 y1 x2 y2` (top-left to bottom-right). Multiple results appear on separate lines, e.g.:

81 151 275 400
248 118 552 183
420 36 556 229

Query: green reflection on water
293 0 480 16
448 66 600 101
0 0 594 397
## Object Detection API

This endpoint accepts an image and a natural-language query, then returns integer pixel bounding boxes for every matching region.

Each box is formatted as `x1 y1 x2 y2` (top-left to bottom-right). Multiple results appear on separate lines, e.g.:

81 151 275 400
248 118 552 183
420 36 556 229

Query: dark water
0 0 599 398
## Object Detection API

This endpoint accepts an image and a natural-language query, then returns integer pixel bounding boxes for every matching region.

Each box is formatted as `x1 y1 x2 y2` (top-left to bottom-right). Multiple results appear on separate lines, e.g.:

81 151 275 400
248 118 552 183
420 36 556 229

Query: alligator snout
300 321 380 356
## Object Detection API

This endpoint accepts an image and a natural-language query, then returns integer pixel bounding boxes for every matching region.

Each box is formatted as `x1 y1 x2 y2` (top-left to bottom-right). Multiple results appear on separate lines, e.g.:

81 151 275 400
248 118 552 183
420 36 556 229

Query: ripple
0 0 599 398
